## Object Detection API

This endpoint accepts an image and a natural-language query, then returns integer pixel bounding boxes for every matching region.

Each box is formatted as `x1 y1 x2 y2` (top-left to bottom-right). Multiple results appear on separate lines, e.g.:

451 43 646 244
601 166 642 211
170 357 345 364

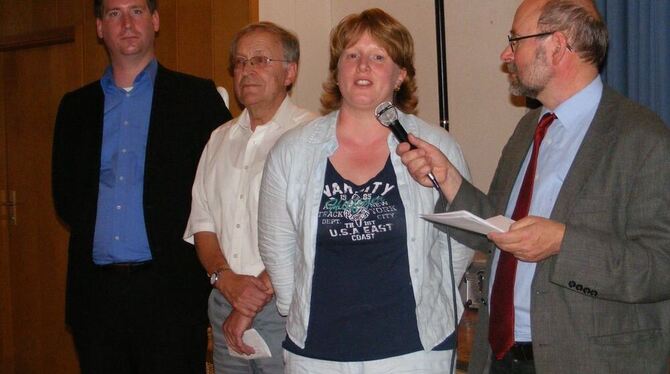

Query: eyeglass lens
234 56 269 69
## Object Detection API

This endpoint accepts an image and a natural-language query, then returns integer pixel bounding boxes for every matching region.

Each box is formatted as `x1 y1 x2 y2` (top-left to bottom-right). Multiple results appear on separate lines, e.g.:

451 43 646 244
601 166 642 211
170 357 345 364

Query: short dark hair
94 0 158 18
228 21 300 75
537 0 608 66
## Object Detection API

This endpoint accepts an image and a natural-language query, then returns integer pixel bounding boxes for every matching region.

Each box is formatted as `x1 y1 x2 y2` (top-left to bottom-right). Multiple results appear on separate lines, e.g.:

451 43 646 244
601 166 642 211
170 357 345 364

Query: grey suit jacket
446 87 670 374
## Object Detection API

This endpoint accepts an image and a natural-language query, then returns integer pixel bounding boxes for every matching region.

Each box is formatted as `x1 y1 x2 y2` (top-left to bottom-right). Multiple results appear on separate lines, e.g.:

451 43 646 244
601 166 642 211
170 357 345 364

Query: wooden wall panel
0 50 15 374
213 0 257 116
81 0 109 85
175 0 213 78
0 0 81 38
154 0 179 71
1 26 83 373
0 2 35 37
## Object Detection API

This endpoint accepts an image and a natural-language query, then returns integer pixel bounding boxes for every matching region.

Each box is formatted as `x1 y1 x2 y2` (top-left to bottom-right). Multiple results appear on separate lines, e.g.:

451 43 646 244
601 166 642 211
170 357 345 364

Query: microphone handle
389 121 442 192
389 121 416 150
426 172 442 192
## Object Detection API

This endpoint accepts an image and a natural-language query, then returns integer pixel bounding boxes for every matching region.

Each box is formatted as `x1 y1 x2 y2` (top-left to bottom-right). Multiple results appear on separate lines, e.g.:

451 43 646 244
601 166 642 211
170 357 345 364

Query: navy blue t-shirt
284 157 426 361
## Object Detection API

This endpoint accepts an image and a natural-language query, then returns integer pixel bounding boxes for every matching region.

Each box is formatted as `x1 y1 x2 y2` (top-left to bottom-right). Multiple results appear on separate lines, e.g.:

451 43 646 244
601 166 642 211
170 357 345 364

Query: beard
507 46 552 98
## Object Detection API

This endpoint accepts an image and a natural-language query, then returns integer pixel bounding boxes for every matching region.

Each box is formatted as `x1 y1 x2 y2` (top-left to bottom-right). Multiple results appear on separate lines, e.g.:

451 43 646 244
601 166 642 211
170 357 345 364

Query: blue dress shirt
489 76 604 342
92 59 157 264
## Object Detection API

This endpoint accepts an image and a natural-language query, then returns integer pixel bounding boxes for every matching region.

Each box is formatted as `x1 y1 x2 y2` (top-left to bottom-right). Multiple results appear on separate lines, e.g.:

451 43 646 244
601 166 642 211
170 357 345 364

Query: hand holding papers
227 328 272 360
421 210 514 235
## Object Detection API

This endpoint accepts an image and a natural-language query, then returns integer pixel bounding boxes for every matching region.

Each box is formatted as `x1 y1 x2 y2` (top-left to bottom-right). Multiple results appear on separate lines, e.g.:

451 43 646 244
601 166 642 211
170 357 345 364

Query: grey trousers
208 290 286 374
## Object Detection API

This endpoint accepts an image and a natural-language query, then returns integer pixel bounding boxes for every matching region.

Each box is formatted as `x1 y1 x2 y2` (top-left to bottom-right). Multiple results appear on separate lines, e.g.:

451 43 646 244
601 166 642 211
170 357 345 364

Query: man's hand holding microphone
396 133 463 203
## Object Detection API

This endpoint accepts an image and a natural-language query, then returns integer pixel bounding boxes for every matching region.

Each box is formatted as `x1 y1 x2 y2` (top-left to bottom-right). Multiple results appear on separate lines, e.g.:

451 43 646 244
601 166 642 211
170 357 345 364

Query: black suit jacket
52 64 232 329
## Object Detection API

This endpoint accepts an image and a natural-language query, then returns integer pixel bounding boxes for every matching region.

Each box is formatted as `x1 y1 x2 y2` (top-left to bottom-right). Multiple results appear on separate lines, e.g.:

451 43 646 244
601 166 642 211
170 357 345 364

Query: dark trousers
489 344 536 374
71 264 207 374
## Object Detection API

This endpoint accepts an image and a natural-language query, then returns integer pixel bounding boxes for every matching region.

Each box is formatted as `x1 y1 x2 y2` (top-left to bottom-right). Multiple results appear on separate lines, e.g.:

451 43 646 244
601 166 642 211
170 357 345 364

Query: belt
508 342 534 361
97 260 153 273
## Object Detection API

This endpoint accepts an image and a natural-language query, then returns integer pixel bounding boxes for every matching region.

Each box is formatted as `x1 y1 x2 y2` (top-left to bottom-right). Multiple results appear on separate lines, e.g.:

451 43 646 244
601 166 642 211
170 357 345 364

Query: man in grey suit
398 0 670 373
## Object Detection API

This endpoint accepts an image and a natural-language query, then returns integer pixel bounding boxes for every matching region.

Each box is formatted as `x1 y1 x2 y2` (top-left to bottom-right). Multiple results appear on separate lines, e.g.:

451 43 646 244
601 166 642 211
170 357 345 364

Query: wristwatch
209 266 230 286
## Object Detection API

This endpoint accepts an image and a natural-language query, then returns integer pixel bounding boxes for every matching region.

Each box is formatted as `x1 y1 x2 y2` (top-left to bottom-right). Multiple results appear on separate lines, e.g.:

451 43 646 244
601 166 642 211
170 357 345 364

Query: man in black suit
51 0 231 373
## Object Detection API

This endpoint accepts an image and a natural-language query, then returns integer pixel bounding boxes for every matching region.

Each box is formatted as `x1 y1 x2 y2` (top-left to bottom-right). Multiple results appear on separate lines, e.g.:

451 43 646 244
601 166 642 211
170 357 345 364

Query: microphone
374 101 442 192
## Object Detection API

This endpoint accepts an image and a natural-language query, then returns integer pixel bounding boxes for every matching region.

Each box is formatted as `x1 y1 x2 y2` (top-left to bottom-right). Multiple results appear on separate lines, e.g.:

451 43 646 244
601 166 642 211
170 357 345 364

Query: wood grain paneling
81 0 109 85
0 26 74 51
1 25 83 374
175 1 213 78
0 49 14 374
154 0 178 70
213 0 258 116
0 0 81 38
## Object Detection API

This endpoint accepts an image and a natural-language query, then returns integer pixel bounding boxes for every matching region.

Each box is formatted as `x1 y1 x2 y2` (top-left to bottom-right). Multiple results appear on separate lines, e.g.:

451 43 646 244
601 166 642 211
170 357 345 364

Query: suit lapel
92 84 105 148
88 84 105 200
79 83 105 251
550 87 617 222
142 65 172 255
145 64 170 168
494 110 541 214
534 87 617 278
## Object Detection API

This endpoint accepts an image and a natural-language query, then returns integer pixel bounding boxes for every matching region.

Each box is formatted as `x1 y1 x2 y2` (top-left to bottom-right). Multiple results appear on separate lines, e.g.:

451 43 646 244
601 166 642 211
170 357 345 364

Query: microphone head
374 101 398 128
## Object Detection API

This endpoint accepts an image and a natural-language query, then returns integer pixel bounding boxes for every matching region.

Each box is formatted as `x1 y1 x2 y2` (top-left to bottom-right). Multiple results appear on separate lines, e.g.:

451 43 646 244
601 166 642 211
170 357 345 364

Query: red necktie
488 112 556 360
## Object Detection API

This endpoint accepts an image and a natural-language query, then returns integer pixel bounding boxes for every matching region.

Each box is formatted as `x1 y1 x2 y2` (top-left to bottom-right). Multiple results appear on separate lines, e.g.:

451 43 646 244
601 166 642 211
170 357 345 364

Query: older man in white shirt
184 22 316 374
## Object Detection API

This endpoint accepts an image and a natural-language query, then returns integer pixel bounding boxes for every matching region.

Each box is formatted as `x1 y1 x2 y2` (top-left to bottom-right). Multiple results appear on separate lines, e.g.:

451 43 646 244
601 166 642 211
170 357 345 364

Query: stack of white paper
421 210 514 235
228 328 272 360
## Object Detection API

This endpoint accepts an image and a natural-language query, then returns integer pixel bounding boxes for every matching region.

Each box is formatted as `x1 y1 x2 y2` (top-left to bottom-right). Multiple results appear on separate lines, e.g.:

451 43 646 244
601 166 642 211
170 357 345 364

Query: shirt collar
237 95 294 133
271 95 296 129
100 58 158 93
543 75 603 131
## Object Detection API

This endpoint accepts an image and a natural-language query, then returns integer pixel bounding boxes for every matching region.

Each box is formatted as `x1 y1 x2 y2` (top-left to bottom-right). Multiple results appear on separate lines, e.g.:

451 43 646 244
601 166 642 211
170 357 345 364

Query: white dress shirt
184 96 317 276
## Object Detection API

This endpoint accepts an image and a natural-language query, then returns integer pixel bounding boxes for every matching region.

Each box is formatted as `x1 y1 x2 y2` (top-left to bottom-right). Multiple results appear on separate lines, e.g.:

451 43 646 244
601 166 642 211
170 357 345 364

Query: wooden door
0 26 82 374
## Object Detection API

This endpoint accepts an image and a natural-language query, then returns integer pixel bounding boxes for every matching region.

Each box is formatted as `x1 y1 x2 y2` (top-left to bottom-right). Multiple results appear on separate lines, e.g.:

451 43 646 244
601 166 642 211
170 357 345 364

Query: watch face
210 272 218 286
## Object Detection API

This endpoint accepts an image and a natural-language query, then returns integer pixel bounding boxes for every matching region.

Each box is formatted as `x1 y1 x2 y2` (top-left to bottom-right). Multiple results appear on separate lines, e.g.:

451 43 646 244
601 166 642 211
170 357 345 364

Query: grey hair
228 21 300 75
537 0 608 66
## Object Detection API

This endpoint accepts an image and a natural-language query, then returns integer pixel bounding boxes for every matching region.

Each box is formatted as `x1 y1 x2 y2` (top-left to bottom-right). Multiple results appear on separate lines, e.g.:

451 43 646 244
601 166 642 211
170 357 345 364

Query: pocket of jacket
590 328 662 346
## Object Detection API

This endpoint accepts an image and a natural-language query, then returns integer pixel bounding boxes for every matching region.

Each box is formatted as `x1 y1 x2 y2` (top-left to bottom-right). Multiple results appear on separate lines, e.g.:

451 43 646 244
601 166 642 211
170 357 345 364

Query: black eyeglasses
233 56 289 71
507 31 555 52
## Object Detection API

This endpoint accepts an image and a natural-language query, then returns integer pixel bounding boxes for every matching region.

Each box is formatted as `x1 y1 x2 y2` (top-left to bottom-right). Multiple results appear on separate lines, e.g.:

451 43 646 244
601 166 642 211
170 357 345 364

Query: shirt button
233 254 239 259
235 224 240 228
114 235 120 240
414 268 419 273
411 237 416 242
119 176 125 181
239 194 244 199
121 148 127 153
125 93 130 97
116 205 122 210
244 165 249 170
123 120 129 126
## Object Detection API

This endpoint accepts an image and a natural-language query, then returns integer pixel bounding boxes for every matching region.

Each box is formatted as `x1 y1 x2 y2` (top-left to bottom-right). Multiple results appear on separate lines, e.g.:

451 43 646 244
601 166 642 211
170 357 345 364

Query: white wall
260 0 526 192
